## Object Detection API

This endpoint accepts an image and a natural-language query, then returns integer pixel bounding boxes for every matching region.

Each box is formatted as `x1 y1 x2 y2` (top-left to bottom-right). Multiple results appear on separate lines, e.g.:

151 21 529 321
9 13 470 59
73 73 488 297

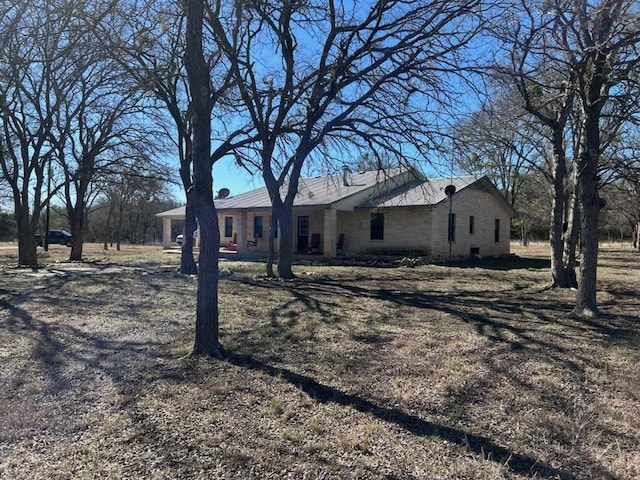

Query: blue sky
213 157 264 197
171 156 264 204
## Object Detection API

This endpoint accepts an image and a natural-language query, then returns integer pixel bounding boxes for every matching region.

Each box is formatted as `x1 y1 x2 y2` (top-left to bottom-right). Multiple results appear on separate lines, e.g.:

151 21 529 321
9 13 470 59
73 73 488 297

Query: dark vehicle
36 230 73 247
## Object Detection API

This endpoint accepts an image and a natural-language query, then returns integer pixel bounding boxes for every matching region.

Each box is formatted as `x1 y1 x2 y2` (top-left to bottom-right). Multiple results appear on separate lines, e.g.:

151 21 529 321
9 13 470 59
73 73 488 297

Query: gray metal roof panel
359 176 479 208
214 169 403 210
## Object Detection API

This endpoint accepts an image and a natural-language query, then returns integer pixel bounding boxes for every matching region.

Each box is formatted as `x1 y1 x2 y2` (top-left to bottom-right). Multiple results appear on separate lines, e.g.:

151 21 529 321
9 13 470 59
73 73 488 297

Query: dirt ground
0 242 638 479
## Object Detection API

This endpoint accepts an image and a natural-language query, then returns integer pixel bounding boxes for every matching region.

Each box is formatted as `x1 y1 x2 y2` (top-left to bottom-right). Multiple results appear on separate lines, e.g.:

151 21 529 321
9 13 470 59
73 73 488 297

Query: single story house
156 168 517 259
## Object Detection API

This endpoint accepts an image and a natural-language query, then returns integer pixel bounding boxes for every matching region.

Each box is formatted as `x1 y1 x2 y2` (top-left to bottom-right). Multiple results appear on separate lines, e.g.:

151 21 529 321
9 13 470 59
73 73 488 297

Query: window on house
494 218 500 242
370 212 384 240
469 215 475 235
224 217 233 237
448 213 456 242
254 216 263 238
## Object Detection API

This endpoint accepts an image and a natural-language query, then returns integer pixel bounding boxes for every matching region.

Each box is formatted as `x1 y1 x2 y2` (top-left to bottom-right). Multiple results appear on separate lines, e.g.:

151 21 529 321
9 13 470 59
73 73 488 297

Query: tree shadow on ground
223 350 582 480
0 276 181 398
224 274 633 480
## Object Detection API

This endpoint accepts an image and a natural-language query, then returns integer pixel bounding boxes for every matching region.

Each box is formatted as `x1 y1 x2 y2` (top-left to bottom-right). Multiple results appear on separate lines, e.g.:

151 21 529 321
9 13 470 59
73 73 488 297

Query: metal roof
359 176 479 208
214 169 404 210
156 171 517 218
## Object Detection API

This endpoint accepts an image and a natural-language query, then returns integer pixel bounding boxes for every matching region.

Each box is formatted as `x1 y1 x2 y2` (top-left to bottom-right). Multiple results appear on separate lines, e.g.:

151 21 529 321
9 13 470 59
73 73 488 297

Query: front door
297 216 309 253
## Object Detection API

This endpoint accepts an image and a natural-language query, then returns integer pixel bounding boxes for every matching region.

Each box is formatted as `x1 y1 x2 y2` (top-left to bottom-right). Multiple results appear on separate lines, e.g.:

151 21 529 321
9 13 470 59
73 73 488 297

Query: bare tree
103 0 200 273
453 91 540 206
494 0 640 315
47 4 167 261
182 0 222 357
491 0 581 287
210 0 484 278
98 160 171 250
0 1 72 266
563 0 640 317
0 0 161 264
105 0 257 274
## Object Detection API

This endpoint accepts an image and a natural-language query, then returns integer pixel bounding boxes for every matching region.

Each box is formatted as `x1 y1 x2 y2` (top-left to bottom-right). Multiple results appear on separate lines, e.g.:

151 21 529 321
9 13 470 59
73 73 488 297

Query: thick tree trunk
549 137 569 287
274 200 295 279
574 114 602 317
69 214 84 261
16 204 38 267
573 44 609 318
575 168 600 317
191 192 221 357
184 0 222 358
266 210 277 278
66 167 90 261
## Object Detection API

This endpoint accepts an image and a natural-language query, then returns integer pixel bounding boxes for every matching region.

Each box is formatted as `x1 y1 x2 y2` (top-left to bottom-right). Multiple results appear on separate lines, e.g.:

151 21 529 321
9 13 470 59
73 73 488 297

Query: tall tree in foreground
491 0 580 287
106 1 199 273
562 0 640 317
183 0 222 357
211 0 483 278
0 2 58 266
493 0 640 314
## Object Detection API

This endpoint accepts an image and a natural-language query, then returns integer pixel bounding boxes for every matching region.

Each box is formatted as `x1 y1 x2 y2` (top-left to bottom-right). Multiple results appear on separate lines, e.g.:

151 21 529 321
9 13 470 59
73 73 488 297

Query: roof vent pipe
342 166 350 186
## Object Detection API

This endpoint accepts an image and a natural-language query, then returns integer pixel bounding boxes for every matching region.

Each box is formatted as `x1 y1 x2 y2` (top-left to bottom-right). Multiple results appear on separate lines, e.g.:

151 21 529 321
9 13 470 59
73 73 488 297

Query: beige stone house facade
157 169 517 259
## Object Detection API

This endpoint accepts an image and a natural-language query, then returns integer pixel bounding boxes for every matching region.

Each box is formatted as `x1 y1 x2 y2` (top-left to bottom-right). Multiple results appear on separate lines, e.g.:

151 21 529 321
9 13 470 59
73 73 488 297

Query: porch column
237 211 248 253
162 217 172 249
323 208 337 257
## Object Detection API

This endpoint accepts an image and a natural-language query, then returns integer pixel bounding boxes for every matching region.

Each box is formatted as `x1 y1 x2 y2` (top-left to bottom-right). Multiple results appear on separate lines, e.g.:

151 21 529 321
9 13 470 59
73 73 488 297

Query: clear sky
213 157 264 197
171 156 264 204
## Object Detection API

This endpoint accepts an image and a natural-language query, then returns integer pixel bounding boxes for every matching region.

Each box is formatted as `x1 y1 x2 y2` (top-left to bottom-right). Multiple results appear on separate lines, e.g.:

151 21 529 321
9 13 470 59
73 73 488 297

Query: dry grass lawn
0 242 639 479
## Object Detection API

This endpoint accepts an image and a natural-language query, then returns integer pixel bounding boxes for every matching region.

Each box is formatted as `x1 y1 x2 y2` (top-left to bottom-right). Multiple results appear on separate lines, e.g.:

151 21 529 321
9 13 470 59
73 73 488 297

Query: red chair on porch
228 233 237 251
336 233 345 255
308 233 320 253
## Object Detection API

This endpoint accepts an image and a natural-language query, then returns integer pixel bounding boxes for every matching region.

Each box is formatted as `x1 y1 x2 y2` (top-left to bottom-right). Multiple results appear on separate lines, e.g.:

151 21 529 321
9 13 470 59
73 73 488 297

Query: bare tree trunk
266 210 277 278
561 186 579 288
575 165 600 317
274 199 295 279
180 201 198 275
574 109 602 317
103 202 115 251
69 215 84 261
16 204 38 267
520 223 528 246
184 0 222 358
67 191 86 261
179 150 198 274
549 136 569 287
191 189 221 356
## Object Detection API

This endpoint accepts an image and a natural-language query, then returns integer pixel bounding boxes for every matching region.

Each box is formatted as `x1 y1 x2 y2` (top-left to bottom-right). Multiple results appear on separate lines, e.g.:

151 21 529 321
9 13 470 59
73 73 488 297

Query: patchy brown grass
0 242 639 479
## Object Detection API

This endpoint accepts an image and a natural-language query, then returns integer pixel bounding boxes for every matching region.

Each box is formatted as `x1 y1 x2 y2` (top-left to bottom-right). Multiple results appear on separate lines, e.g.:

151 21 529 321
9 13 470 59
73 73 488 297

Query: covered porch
220 207 344 258
157 205 346 258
